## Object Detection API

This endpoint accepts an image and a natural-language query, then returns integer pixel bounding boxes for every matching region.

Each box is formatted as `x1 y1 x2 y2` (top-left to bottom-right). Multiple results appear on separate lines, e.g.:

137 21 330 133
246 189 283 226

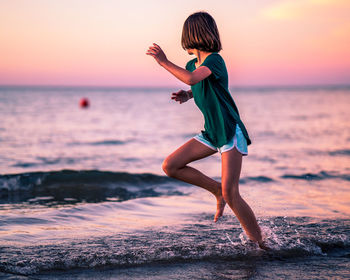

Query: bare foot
214 195 226 222
258 240 271 251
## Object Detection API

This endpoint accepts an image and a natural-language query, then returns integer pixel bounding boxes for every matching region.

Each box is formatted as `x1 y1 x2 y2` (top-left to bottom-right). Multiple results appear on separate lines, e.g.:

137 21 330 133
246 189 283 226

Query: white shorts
193 124 248 155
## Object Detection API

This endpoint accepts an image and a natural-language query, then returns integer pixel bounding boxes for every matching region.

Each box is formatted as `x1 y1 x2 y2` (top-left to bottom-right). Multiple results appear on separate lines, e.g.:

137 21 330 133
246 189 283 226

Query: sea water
0 86 349 279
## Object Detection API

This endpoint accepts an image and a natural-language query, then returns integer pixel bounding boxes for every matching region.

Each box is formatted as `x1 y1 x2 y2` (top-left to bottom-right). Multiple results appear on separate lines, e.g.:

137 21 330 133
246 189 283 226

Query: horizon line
1 83 350 90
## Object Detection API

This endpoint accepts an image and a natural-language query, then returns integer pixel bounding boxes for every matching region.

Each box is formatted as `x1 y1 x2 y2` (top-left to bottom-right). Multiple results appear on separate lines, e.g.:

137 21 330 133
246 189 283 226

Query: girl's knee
162 156 179 177
222 184 240 202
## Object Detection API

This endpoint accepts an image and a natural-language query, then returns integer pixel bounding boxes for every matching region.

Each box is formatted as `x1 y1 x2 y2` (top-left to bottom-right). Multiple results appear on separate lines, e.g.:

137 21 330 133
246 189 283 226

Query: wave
281 170 350 181
2 169 349 204
328 149 350 156
67 139 128 146
307 148 350 157
0 216 349 276
240 176 275 184
0 170 182 204
11 157 79 168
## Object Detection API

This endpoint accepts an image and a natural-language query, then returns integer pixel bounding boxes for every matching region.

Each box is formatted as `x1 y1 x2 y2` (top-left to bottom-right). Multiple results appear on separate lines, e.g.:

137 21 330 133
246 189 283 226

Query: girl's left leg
221 147 266 247
162 138 225 222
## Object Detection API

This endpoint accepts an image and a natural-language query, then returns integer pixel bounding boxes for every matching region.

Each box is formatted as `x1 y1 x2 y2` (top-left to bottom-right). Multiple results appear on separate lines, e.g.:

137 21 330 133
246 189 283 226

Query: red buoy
80 98 90 108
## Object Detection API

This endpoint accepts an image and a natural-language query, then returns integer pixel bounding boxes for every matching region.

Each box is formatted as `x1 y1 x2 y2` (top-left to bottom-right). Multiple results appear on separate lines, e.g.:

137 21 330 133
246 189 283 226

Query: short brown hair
181 11 222 52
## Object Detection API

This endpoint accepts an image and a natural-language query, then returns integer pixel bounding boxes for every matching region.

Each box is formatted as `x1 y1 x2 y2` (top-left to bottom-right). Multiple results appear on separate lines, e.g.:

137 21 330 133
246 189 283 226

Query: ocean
0 85 349 279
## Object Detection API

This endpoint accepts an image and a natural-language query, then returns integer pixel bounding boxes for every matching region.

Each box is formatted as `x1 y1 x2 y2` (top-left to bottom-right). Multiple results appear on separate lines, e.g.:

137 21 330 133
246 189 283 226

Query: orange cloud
261 0 350 21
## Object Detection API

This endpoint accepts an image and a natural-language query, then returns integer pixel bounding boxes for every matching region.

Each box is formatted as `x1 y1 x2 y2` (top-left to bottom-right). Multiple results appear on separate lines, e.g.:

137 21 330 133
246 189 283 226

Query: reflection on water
0 86 349 278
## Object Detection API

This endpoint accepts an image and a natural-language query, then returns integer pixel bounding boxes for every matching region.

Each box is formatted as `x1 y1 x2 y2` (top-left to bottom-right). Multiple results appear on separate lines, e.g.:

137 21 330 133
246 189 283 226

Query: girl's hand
146 43 168 66
171 90 191 104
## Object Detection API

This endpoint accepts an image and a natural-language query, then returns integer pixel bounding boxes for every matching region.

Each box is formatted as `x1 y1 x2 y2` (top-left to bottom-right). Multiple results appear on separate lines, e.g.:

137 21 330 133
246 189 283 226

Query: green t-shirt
186 52 252 147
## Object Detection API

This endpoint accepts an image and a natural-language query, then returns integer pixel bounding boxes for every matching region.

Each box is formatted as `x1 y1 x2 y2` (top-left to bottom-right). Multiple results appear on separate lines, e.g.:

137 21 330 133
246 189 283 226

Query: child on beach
146 11 268 250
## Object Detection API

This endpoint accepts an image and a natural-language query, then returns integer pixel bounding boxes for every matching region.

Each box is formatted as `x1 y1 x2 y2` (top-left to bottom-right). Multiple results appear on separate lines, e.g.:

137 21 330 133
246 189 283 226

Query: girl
146 11 268 250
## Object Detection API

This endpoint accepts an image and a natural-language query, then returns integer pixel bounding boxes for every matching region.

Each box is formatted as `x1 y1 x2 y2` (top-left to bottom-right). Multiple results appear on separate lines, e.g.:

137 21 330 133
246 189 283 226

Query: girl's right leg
162 138 226 222
221 147 269 250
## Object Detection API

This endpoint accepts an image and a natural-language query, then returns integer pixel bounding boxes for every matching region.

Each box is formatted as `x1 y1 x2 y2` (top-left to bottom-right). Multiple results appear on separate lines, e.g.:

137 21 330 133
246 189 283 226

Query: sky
0 0 349 87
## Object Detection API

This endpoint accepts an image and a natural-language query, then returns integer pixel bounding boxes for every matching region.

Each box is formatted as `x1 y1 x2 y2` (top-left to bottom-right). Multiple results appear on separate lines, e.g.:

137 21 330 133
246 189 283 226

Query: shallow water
0 86 349 278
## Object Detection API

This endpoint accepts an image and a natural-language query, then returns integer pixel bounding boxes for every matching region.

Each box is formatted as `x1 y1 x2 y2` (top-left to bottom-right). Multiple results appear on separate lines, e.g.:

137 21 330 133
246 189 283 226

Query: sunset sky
0 0 349 87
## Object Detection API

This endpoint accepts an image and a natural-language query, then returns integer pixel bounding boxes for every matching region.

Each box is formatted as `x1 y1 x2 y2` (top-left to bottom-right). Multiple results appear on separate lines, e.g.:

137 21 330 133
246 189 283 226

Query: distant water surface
0 85 349 279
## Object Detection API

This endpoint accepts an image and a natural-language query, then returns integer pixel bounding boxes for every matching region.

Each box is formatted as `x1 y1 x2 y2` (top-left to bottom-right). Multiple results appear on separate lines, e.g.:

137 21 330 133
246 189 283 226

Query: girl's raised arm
146 43 211 86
